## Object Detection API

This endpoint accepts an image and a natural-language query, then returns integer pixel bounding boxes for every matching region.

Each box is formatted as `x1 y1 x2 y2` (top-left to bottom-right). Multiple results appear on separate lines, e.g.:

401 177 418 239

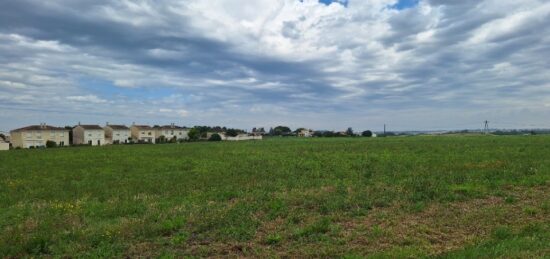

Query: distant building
0 138 9 151
104 124 131 144
153 123 189 141
217 133 262 141
297 129 314 137
10 124 69 148
130 124 155 143
73 124 106 146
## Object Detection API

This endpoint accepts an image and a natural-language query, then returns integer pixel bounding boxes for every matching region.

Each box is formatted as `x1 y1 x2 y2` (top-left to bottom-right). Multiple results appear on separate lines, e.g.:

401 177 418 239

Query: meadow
0 136 549 258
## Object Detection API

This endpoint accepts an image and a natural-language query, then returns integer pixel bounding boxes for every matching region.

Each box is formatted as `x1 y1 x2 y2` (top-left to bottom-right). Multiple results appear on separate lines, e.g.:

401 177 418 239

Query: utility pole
383 124 386 136
483 120 489 134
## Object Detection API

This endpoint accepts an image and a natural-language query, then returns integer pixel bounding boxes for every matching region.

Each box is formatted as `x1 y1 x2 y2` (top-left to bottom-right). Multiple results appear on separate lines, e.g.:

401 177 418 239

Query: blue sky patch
318 0 348 7
391 0 420 10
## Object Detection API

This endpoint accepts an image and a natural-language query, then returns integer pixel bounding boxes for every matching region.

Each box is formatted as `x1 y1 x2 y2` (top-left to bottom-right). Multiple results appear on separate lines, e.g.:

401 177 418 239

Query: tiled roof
107 125 130 130
132 125 152 130
77 125 104 130
11 125 67 132
153 125 185 130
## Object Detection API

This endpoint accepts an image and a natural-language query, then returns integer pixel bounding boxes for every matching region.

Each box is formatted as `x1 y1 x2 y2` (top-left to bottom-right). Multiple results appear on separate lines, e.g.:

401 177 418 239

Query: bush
46 141 57 148
225 129 239 137
170 136 177 143
209 133 222 141
362 130 373 137
188 128 200 141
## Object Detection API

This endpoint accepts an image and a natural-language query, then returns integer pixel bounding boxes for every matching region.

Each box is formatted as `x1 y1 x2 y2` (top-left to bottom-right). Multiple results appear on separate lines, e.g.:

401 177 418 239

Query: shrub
209 133 222 141
225 129 239 137
188 128 200 141
362 130 373 137
46 141 57 148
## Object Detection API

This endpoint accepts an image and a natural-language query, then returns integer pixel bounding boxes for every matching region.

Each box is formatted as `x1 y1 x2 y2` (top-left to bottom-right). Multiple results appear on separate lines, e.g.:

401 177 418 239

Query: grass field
1 136 549 257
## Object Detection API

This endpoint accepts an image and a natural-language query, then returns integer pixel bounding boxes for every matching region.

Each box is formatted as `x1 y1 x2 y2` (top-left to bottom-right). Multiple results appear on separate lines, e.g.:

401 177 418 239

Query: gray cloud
0 0 549 132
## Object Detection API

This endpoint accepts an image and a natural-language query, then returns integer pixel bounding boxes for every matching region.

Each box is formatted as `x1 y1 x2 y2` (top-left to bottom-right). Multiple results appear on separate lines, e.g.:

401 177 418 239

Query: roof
153 125 185 130
11 125 68 132
132 125 152 130
77 125 104 130
106 125 129 130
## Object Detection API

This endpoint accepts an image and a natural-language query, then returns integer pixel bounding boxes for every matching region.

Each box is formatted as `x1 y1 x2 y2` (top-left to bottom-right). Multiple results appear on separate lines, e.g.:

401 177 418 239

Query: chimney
106 122 109 126
78 121 81 126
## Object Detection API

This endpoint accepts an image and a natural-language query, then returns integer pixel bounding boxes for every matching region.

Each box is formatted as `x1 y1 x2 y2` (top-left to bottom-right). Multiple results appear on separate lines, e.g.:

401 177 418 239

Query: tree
268 127 275 136
0 133 5 141
209 133 222 141
274 126 291 136
188 128 200 141
346 127 354 136
362 130 373 137
225 128 239 137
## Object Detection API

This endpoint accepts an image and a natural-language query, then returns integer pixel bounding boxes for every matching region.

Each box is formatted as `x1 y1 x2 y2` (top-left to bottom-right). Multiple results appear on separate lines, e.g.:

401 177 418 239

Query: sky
1 0 549 133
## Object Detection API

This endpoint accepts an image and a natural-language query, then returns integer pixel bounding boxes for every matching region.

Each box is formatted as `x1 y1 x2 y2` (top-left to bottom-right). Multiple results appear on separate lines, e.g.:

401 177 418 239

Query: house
0 138 9 151
153 123 189 142
297 129 314 137
9 123 70 148
104 124 131 144
73 124 106 146
130 124 155 143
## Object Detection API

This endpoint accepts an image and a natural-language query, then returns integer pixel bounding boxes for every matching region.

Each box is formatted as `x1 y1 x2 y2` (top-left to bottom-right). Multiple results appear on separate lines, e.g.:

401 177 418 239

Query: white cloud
66 95 108 103
1 0 549 131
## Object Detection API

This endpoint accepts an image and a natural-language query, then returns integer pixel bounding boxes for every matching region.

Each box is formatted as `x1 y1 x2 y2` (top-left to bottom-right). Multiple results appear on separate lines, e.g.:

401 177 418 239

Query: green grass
0 136 549 257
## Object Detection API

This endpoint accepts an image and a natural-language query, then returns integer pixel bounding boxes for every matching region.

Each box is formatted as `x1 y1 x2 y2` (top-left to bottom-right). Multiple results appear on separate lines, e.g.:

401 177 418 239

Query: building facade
153 124 189 141
104 124 131 144
73 124 106 146
10 124 70 148
0 138 9 151
298 129 314 137
130 125 155 143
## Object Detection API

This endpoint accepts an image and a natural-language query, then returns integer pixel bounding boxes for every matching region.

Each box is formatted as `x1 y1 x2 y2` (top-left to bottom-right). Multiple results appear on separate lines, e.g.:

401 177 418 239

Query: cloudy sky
1 0 549 132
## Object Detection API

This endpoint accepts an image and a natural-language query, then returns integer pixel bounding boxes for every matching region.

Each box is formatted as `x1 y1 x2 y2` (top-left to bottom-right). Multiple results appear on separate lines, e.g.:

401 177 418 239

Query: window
141 131 145 134
26 132 32 138
148 132 152 136
50 131 55 137
171 130 174 134
60 132 64 137
116 133 120 136
88 134 92 137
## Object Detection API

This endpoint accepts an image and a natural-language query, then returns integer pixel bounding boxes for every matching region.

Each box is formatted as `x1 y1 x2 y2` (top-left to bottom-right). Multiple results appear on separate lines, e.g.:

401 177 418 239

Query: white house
153 124 189 141
297 129 314 137
9 124 69 148
104 124 131 144
130 124 155 143
73 124 106 146
0 138 9 151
